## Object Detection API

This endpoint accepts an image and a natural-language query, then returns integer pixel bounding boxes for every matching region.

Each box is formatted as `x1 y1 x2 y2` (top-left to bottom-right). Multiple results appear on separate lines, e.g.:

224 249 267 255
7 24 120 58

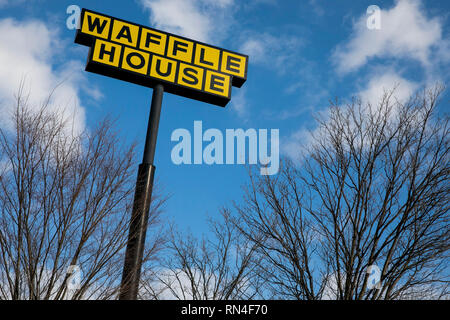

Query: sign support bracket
119 83 164 300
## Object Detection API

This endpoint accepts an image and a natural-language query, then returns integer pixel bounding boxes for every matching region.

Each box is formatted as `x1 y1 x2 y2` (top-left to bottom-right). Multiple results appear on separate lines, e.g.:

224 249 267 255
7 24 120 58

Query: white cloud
308 0 325 16
281 127 314 162
284 0 445 164
230 87 248 118
357 70 418 105
282 70 418 162
140 0 234 43
0 0 27 8
143 268 218 300
333 0 447 74
283 73 419 159
239 32 302 73
0 18 90 135
280 106 330 161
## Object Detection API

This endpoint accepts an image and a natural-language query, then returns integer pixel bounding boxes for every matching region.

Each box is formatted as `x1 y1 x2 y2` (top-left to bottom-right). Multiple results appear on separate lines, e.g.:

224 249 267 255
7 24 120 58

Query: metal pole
119 84 164 300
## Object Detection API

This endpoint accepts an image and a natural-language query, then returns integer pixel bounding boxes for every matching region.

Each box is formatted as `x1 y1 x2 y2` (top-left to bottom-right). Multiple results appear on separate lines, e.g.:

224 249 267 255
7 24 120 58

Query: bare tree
140 211 262 300
0 87 165 299
229 85 449 299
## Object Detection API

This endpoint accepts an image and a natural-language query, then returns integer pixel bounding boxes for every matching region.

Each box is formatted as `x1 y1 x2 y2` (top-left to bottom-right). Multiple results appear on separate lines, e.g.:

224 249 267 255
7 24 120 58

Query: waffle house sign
75 9 248 106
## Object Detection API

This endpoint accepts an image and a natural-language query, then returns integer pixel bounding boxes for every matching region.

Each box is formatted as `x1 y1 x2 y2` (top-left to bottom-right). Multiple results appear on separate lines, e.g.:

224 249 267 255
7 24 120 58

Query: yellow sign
75 9 248 107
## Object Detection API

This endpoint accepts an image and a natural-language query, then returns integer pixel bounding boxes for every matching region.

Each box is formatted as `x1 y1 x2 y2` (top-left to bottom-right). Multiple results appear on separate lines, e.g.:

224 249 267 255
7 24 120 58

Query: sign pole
119 83 164 300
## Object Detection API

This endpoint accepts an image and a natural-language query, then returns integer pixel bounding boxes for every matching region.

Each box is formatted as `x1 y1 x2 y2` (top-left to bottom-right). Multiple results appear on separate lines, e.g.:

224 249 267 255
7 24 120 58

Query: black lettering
87 15 108 34
172 40 188 56
155 59 173 77
98 43 116 63
209 74 225 93
182 67 199 85
199 48 213 66
126 52 145 69
116 25 133 43
145 32 162 47
226 55 241 73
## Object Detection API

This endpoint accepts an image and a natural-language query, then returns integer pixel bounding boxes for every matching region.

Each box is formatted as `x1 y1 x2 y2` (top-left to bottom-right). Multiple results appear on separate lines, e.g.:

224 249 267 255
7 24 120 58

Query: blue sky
0 0 449 235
